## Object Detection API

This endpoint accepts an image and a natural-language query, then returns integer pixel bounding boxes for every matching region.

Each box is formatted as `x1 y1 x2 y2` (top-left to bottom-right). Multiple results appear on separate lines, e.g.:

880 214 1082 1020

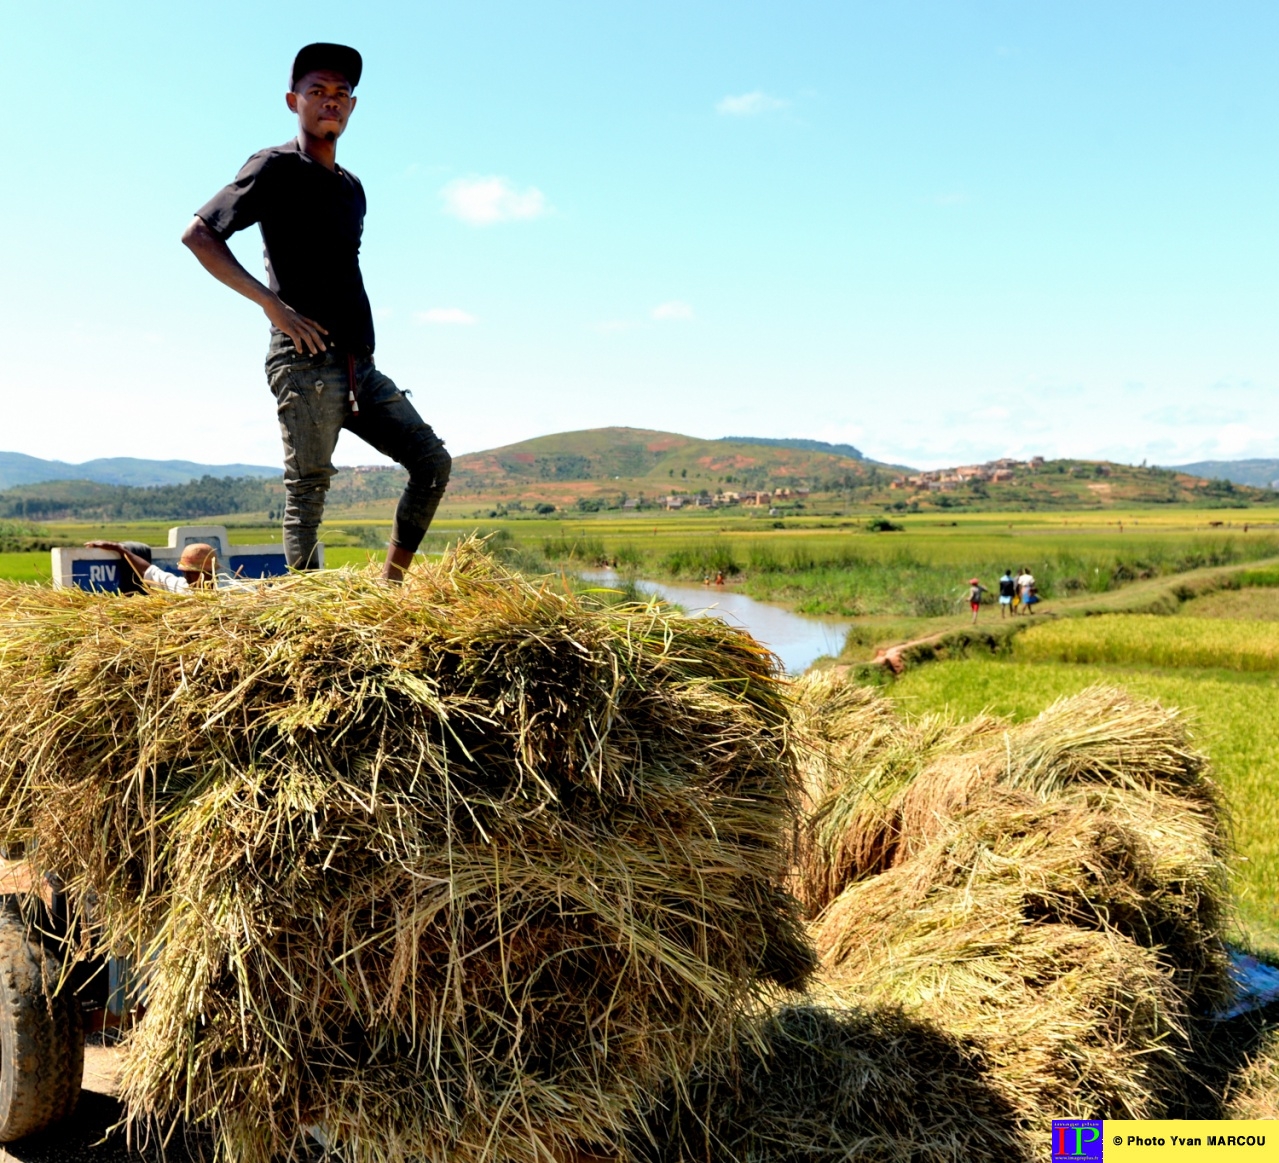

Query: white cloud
440 177 549 225
652 301 695 321
716 91 788 116
1144 404 1247 426
1212 422 1268 457
415 308 478 326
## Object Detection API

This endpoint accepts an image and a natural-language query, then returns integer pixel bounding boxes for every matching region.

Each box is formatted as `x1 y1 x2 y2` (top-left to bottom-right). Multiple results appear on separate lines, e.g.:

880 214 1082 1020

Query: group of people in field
968 567 1040 624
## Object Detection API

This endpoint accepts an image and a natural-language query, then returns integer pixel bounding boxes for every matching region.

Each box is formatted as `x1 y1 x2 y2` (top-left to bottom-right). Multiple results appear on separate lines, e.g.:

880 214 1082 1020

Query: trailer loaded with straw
0 544 1267 1160
0 542 812 1159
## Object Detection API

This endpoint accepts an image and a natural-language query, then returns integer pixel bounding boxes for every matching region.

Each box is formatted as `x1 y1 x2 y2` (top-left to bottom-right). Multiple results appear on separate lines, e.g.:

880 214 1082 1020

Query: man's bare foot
381 543 415 583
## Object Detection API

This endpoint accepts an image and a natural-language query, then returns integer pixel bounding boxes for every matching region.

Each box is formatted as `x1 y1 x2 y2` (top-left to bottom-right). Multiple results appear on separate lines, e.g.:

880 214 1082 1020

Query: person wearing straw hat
180 43 451 583
967 577 987 624
85 541 220 593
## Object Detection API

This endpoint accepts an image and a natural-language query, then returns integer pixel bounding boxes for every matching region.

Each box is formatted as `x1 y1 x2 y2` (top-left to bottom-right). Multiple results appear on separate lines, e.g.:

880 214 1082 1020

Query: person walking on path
1016 566 1037 615
181 43 451 582
998 569 1015 619
967 577 987 624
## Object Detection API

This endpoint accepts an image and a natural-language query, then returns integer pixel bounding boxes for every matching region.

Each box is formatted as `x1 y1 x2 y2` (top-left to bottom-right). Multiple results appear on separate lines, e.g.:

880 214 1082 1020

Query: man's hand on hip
264 299 329 355
180 217 329 354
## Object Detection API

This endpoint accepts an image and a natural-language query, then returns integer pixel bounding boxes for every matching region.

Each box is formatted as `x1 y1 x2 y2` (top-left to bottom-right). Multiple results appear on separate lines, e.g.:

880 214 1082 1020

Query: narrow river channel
578 570 852 675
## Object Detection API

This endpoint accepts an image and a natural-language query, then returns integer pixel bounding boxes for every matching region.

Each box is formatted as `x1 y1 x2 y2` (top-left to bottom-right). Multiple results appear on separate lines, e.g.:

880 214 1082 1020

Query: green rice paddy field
528 510 1279 618
8 507 1279 617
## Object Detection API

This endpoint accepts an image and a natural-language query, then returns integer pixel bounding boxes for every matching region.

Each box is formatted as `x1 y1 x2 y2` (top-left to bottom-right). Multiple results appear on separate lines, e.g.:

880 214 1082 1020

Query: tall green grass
538 530 1279 616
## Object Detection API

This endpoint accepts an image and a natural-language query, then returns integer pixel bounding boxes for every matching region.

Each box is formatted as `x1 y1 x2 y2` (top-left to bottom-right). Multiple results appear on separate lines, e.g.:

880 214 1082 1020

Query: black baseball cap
291 43 363 90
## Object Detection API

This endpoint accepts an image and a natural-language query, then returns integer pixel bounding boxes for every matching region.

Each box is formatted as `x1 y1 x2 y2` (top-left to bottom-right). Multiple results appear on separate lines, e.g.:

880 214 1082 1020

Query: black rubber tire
0 911 84 1142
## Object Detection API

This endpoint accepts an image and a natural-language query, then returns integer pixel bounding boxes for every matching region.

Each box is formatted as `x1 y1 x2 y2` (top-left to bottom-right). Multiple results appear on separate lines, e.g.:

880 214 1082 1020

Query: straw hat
177 543 217 574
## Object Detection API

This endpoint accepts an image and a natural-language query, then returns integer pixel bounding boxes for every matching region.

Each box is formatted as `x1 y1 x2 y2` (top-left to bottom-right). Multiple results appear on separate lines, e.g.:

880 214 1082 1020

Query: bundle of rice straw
795 679 1222 912
792 675 1234 1131
632 1002 1027 1162
0 542 812 1163
1226 1024 1279 1118
603 676 1242 1158
792 670 1003 912
814 791 1192 1121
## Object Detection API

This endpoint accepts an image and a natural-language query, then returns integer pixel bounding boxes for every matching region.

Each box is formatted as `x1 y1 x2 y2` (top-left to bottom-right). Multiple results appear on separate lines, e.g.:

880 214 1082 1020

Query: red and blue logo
1053 1120 1104 1161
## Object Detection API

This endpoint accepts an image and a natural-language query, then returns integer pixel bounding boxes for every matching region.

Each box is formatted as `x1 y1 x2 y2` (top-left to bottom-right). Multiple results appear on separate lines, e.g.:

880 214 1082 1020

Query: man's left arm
83 540 151 583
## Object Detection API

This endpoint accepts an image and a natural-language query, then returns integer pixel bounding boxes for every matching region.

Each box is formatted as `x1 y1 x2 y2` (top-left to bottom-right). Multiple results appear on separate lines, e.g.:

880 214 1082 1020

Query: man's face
287 69 356 141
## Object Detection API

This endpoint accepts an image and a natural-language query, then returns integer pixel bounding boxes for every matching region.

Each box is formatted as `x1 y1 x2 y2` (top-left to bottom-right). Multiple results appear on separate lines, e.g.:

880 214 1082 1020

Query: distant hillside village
641 487 811 512
890 456 1045 492
638 456 1052 511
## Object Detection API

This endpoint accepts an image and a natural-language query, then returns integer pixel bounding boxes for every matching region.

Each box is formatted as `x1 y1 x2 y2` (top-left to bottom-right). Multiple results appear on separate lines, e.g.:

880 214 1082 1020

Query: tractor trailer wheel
0 911 83 1141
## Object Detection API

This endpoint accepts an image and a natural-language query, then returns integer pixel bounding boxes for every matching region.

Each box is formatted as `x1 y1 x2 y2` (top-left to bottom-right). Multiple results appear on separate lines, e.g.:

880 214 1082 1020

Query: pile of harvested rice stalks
633 1001 1025 1163
1226 1022 1279 1118
795 676 1222 912
627 679 1239 1161
0 541 812 1163
790 677 1233 1136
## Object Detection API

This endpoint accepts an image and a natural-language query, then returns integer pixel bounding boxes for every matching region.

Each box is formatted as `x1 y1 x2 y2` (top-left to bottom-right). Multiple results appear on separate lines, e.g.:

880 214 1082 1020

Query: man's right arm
180 217 329 355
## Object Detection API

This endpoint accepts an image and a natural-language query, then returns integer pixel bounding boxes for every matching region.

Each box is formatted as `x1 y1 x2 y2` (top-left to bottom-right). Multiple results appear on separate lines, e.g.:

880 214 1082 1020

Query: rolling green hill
3 428 1277 523
446 430 1278 513
450 427 902 495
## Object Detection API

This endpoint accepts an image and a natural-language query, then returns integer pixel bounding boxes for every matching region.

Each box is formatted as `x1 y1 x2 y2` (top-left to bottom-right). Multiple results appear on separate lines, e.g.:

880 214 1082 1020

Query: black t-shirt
999 575 1016 598
196 139 375 355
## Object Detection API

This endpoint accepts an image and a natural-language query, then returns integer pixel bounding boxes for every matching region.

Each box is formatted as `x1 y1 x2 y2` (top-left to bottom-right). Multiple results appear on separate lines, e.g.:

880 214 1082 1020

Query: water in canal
578 570 852 675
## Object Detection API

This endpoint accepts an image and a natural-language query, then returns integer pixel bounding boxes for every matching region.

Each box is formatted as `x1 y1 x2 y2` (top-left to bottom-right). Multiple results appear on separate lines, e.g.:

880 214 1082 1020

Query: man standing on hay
181 43 451 582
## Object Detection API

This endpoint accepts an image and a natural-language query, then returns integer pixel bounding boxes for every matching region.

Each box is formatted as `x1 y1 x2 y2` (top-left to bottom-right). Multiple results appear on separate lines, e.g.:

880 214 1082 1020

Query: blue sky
2 2 1275 470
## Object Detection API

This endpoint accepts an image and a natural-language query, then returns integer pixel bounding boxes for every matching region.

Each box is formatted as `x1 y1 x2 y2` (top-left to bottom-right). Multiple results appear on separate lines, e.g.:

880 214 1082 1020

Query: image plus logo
1052 1120 1105 1161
